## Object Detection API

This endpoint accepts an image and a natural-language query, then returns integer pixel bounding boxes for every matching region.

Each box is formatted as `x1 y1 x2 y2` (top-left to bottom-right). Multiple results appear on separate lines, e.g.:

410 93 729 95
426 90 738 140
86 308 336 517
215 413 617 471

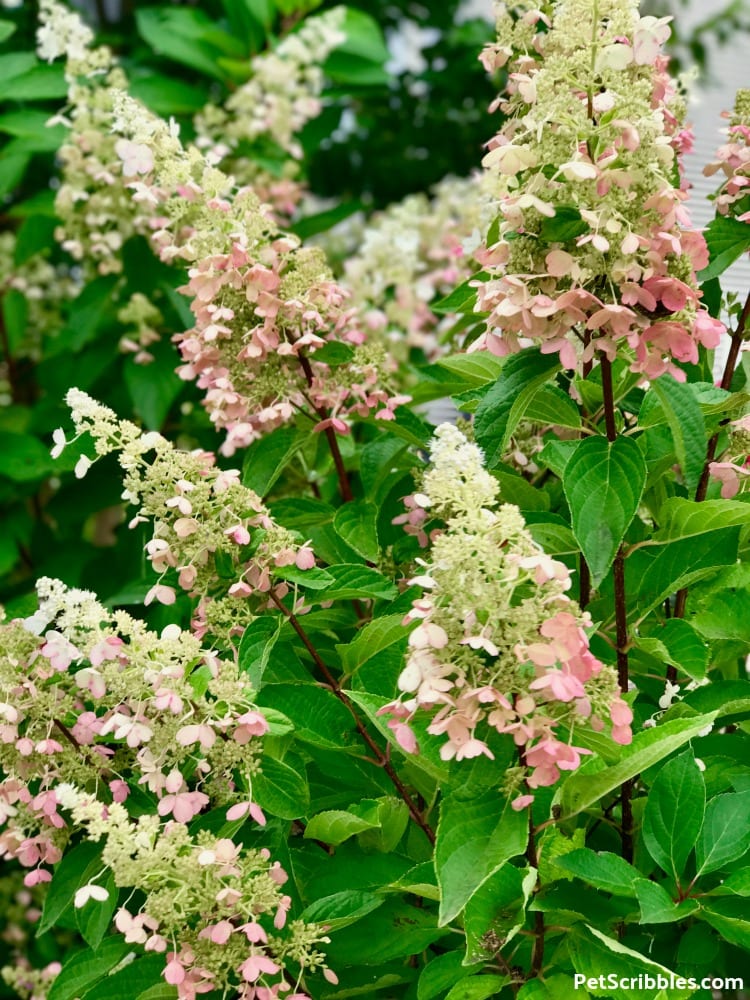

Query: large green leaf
623 526 740 622
474 349 561 467
38 841 103 937
300 890 385 931
634 879 699 924
81 955 167 1000
304 810 380 846
642 752 706 880
338 614 408 677
650 376 706 495
75 869 117 949
636 619 709 682
555 849 639 897
435 790 527 925
698 215 750 281
560 713 717 819
242 425 309 496
258 684 356 750
463 864 534 963
654 497 750 541
700 896 750 950
563 435 646 586
568 926 693 1000
124 348 182 430
0 431 52 482
253 755 310 819
418 952 480 1000
695 791 750 876
314 564 397 602
238 616 282 691
48 939 130 1000
333 501 379 562
324 898 448 967
136 7 240 80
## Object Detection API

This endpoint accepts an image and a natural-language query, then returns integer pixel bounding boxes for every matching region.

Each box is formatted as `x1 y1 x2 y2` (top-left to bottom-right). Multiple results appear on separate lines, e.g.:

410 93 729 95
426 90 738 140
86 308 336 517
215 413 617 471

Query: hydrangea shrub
1 0 750 998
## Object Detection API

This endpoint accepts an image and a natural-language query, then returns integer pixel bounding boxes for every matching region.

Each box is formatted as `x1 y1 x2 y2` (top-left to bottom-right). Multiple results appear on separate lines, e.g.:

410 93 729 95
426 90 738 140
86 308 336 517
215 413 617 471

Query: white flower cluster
195 7 347 164
37 0 93 65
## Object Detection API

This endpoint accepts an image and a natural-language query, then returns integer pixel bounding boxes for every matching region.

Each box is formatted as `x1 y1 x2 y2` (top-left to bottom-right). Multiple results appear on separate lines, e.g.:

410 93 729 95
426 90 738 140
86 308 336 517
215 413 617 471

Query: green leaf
560 713 717 819
700 896 750 950
642 752 706 880
654 497 750 541
253 755 310 819
354 797 409 853
124 350 182 430
634 879 699 924
314 564 397 602
563 435 646 587
432 277 486 315
624 526 740 621
540 205 588 242
324 898 447 966
48 939 130 1000
555 849 639 897
0 151 28 198
695 791 750 876
323 8 389 86
300 890 385 931
129 73 210 116
338 614 408 677
38 841 104 937
418 952 479 1000
0 20 16 42
273 564 335 589
698 215 750 281
238 616 282 691
435 790 527 925
75 870 117 949
136 987 177 1000
258 684 355 750
474 349 561 467
333 501 379 562
569 925 694 1000
304 810 379 846
650 376 706 495
524 383 582 429
436 352 503 383
135 7 235 80
0 64 67 101
242 425 309 495
637 619 709 682
81 955 167 1000
464 864 534 962
444 976 510 1000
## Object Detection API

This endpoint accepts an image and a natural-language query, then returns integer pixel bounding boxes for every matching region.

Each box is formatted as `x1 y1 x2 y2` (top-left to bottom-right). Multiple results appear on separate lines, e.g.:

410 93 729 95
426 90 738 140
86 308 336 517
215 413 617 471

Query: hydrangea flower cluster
472 0 724 380
40 2 406 456
332 175 494 356
37 0 138 275
709 413 750 497
0 581 333 998
383 425 632 806
55 389 313 640
107 91 407 454
194 7 347 220
704 88 750 221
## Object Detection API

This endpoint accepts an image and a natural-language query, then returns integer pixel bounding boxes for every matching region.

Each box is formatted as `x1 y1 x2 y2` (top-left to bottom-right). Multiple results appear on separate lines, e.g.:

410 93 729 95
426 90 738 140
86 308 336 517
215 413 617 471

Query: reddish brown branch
297 352 353 502
269 589 435 844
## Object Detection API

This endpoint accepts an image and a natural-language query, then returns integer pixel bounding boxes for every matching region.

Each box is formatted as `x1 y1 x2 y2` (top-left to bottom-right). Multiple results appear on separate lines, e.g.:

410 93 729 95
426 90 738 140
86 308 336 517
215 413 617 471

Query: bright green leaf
560 713 717 819
333 501 379 562
253 755 310 819
651 376 707 495
555 849 639 897
47 939 130 1000
435 790 527 925
563 435 646 586
474 349 561 467
642 752 706 880
696 791 750 876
